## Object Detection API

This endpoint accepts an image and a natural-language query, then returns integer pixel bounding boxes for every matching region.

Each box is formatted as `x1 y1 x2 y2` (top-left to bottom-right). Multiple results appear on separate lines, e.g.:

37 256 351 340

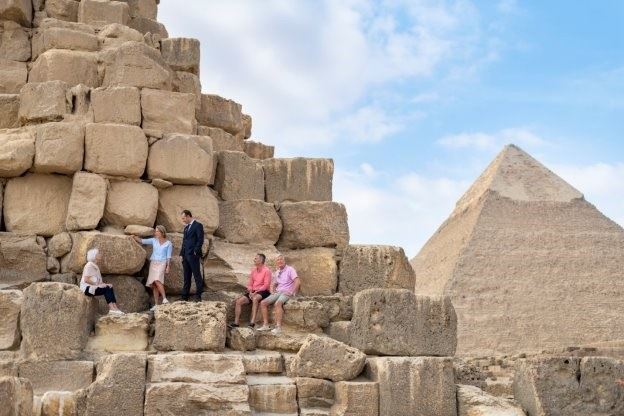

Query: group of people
79 209 299 335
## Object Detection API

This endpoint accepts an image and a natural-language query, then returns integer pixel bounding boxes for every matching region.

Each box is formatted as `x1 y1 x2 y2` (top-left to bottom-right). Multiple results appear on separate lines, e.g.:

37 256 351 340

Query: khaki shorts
263 292 291 305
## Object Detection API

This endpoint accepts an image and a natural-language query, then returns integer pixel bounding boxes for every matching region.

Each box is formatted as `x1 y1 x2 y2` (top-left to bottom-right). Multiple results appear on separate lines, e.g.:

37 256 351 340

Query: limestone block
0 94 19 129
227 327 256 352
18 360 93 394
297 377 335 409
0 128 34 176
119 0 157 19
103 41 172 90
144 383 251 416
4 174 72 237
0 234 48 289
280 300 329 331
44 0 80 22
241 114 252 139
0 357 17 377
0 377 33 416
127 16 167 39
338 245 415 295
147 133 213 185
86 313 149 352
18 81 69 125
277 202 349 250
29 50 98 88
0 290 22 350
157 185 219 233
307 295 352 322
173 71 201 112
366 357 456 416
214 151 264 201
239 350 283 374
197 126 242 151
248 376 298 414
160 37 200 74
216 199 281 245
103 181 158 228
38 391 78 416
141 88 196 136
78 0 129 28
123 225 153 237
198 94 243 135
31 26 98 59
98 275 148 314
283 248 337 296
48 233 72 258
350 289 457 356
91 86 141 125
0 59 27 93
47 257 61 273
263 158 333 203
244 140 274 160
65 172 107 231
325 321 351 345
20 283 95 360
330 380 378 416
65 231 146 275
0 0 32 26
97 22 143 50
153 301 227 352
458 384 525 416
32 123 84 175
0 21 30 61
147 353 246 384
84 123 148 178
291 335 365 382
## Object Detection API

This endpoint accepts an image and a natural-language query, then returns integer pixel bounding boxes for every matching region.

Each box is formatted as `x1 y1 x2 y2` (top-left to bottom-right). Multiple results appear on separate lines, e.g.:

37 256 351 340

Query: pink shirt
273 265 298 294
248 265 271 292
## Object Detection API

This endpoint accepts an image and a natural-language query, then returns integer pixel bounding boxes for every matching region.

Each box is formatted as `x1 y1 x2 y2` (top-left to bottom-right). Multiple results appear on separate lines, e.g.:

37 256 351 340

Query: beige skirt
146 260 166 287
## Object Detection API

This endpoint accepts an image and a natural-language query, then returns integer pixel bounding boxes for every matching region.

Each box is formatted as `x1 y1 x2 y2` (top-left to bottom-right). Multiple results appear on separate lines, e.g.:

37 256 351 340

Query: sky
159 0 624 257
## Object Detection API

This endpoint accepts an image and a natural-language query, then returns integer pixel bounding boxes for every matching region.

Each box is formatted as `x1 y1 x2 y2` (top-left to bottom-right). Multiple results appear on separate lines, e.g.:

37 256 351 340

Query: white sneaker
256 325 271 332
150 305 157 312
270 326 282 335
109 309 124 315
162 298 170 304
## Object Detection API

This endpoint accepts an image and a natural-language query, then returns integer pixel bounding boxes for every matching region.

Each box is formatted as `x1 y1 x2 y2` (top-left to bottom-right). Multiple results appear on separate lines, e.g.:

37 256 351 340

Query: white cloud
438 127 549 151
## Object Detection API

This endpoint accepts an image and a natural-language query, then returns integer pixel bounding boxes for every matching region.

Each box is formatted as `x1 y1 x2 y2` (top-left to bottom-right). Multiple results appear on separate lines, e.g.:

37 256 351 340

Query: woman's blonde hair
155 225 167 238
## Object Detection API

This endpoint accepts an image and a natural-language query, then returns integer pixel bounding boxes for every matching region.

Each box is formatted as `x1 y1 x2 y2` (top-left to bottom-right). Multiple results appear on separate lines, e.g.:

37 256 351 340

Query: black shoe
181 297 189 302
248 323 255 328
193 297 202 303
228 323 239 329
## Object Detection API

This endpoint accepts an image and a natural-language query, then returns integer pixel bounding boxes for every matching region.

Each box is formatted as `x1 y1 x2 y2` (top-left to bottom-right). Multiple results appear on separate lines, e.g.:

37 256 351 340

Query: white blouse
80 261 103 295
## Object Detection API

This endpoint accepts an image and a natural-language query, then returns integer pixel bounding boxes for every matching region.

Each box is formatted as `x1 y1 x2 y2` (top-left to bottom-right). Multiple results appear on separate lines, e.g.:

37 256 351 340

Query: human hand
616 379 624 386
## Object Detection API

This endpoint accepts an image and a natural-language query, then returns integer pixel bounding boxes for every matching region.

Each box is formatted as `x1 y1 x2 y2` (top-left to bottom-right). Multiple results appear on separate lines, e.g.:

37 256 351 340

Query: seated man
229 254 271 328
257 254 300 335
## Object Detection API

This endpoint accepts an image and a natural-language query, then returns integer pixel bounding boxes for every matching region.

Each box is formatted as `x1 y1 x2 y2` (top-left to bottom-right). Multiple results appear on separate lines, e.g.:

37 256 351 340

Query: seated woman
80 248 124 315
133 225 172 311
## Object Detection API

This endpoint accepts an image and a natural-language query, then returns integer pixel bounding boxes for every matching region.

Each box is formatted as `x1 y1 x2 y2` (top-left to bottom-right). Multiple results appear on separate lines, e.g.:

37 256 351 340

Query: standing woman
134 225 172 310
81 248 124 315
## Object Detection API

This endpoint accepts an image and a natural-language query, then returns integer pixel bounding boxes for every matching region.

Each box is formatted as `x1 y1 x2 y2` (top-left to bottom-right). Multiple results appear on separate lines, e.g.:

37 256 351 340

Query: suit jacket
180 220 204 257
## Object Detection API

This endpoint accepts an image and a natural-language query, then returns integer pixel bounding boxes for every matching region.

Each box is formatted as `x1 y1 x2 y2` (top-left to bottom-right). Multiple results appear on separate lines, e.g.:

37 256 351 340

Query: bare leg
151 285 159 305
234 296 249 325
154 281 166 302
250 294 262 324
260 300 270 326
274 301 284 327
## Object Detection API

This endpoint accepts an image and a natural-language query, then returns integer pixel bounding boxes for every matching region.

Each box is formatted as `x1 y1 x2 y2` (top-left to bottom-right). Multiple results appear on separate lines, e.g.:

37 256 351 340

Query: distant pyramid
411 144 624 356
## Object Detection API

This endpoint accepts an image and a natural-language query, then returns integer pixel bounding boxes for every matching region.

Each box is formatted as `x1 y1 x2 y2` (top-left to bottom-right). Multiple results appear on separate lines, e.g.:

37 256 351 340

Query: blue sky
160 0 624 256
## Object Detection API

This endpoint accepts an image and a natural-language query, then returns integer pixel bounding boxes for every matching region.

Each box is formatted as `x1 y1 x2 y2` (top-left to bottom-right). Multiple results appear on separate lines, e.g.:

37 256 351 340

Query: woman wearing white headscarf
80 248 124 315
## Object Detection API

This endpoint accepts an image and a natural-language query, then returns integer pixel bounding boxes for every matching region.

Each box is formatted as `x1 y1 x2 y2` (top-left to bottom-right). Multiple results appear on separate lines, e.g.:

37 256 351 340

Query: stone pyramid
411 144 624 356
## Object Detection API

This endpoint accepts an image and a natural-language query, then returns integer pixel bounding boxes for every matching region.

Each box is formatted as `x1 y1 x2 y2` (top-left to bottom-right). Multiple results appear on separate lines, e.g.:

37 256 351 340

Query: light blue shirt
141 238 173 262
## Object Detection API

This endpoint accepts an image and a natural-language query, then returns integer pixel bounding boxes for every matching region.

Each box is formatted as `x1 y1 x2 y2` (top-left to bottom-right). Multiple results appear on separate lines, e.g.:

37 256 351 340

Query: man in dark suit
180 209 204 301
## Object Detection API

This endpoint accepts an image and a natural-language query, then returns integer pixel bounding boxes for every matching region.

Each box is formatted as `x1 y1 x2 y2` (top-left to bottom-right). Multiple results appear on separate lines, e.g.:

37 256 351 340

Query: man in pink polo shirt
257 254 300 335
229 253 272 328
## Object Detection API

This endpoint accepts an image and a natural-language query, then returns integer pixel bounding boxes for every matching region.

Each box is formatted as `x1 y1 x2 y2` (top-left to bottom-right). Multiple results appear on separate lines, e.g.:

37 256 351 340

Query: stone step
300 409 331 416
247 375 298 415
226 350 285 374
85 312 150 352
147 352 246 384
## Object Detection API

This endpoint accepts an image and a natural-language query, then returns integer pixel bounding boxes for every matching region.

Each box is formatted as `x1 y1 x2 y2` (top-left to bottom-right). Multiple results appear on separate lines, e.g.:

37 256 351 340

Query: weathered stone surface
198 94 243 135
216 200 281 245
29 50 98 88
65 232 146 275
238 350 283 374
255 331 309 353
47 257 60 273
157 185 219 233
227 327 256 352
153 301 227 352
98 275 148 314
278 202 349 250
173 71 201 112
103 181 158 228
458 384 525 416
0 234 48 289
0 377 33 416
38 390 78 416
144 383 251 416
214 151 264 201
0 94 19 129
325 322 351 345
248 376 298 414
44 0 80 22
65 172 107 232
263 158 333 203
292 335 365 382
306 295 352 322
244 140 274 160
78 0 129 28
124 224 153 237
338 245 415 295
4 174 72 237
147 134 213 185
0 59 26 93
84 123 148 178
198 126 243 152
160 37 200 74
150 178 172 189
283 248 337 296
0 128 34 176
127 16 167 39
350 289 457 356
86 313 149 352
148 353 246 384
513 356 624 416
297 377 335 409
0 0 32 26
0 21 30 62
280 300 329 332
103 41 172 90
32 123 84 175
18 81 69 124
119 0 157 19
91 86 141 126
141 88 196 135
0 290 22 350
20 283 95 360
330 380 378 416
32 26 98 59
97 22 143 50
0 357 17 377
18 360 93 395
367 357 456 416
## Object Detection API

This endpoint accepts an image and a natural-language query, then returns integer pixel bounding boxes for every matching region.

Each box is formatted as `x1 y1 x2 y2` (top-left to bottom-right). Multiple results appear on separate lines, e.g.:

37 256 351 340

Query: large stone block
214 151 264 201
216 199 282 245
103 181 158 228
78 0 129 28
292 335 366 382
157 185 219 233
66 172 107 231
0 377 33 416
20 283 95 360
18 81 69 125
99 275 148 314
86 313 149 352
103 41 172 90
29 50 98 88
0 94 19 129
160 37 200 74
0 290 22 350
127 16 167 39
0 234 48 289
457 384 525 416
44 0 80 21
277 202 349 250
263 158 333 203
32 122 84 175
141 88 196 135
153 301 227 352
198 126 243 152
18 360 93 395
147 134 213 185
144 383 251 416
32 26 98 59
91 86 141 125
65 231 146 275
173 71 201 112
84 123 148 178
244 140 274 160
0 59 27 94
366 357 456 416
4 174 72 237
119 0 157 19
330 380 378 416
248 376 298 414
350 289 457 356
48 232 72 258
0 128 34 176
338 245 415 295
37 391 78 416
284 248 337 296
238 350 283 374
147 353 246 384
0 21 30 62
297 377 335 409
198 94 243 135
280 300 330 332
0 0 32 26
97 22 143 50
